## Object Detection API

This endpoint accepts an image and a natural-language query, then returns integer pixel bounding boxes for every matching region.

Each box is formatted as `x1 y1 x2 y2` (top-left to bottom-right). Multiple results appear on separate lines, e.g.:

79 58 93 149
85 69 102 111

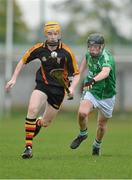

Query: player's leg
22 89 47 159
37 103 59 127
92 96 115 155
34 92 64 137
92 111 108 155
33 103 59 138
70 99 93 149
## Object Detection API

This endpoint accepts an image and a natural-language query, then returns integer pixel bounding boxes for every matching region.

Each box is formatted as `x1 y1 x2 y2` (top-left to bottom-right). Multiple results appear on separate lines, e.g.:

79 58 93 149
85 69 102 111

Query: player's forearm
11 60 24 81
70 74 80 90
94 67 110 82
79 58 86 74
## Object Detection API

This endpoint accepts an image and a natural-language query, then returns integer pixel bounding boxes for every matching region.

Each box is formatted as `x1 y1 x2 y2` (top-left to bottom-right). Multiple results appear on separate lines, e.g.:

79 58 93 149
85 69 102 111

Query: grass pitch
0 111 132 179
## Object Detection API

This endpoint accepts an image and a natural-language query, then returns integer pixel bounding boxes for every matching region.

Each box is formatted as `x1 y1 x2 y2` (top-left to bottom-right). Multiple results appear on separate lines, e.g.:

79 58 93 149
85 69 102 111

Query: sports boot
21 146 33 159
92 146 100 155
70 135 87 149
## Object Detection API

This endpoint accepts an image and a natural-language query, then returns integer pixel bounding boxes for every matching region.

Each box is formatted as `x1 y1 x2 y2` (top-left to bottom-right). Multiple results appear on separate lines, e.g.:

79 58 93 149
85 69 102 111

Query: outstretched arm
5 60 25 92
83 67 111 90
79 57 87 74
69 73 80 95
94 67 111 81
68 57 86 96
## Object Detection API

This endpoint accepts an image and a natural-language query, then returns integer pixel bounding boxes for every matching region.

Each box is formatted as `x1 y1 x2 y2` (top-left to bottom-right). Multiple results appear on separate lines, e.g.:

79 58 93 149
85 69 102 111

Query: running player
70 33 116 155
5 21 80 159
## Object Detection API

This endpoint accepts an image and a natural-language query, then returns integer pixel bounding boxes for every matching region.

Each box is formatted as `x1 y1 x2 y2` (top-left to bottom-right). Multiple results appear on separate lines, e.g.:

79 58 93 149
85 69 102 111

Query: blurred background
1 0 132 116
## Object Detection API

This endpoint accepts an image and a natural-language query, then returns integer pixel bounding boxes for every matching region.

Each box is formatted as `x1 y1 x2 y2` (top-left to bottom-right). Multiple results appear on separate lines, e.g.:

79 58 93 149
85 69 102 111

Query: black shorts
35 82 65 109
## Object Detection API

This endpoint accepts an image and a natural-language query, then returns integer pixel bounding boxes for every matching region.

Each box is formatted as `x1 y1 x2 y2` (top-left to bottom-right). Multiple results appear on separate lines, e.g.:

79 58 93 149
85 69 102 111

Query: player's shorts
81 91 115 118
35 82 65 110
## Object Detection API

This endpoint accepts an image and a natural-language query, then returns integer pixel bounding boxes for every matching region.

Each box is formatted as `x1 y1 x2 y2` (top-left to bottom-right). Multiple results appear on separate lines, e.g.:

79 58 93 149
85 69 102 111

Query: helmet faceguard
87 33 105 57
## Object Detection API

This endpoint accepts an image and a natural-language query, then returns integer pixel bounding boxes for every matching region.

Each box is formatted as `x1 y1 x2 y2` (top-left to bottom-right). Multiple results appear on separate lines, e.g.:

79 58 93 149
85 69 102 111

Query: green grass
0 111 132 179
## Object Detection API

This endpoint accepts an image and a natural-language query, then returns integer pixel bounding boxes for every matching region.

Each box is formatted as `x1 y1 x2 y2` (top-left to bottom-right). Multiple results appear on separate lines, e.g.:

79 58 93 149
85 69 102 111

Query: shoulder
102 49 115 66
22 43 44 63
28 43 44 53
102 48 114 57
61 43 74 54
102 49 113 60
33 42 44 48
85 50 90 59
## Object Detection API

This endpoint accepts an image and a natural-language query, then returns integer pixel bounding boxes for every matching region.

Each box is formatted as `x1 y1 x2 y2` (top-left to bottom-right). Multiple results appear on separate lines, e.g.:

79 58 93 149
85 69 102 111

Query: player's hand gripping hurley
50 68 73 100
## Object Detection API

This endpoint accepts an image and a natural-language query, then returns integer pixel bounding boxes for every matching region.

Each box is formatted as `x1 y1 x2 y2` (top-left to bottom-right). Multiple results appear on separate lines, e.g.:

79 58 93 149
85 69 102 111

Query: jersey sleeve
102 50 112 68
21 43 43 64
62 43 79 76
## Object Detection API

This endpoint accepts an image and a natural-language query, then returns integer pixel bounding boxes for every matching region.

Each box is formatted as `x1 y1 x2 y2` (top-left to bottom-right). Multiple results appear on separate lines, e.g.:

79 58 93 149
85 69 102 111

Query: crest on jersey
42 56 47 62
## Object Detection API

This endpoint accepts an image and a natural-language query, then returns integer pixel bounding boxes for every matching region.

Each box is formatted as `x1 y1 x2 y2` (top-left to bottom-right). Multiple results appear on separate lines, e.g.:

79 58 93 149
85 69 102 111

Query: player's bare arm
69 74 80 96
93 67 111 82
79 57 87 74
84 67 111 90
5 60 25 92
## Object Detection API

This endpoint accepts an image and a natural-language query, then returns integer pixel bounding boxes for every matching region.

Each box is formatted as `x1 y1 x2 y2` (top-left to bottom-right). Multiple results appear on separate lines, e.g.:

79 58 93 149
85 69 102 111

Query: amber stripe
41 65 48 84
25 124 36 128
26 120 36 124
62 43 79 75
26 132 34 136
22 43 43 63
26 141 32 147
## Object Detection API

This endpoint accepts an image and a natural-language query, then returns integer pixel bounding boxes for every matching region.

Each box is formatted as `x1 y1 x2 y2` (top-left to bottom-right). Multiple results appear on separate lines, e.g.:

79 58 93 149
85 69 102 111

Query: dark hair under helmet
87 33 105 47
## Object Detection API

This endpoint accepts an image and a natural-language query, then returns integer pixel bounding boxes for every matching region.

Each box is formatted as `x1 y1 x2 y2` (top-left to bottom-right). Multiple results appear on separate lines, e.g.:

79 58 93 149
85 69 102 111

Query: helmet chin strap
46 36 61 47
46 40 59 46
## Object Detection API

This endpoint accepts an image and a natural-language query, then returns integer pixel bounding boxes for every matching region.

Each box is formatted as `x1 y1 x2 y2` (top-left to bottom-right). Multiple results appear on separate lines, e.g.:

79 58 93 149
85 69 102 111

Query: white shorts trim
81 91 115 118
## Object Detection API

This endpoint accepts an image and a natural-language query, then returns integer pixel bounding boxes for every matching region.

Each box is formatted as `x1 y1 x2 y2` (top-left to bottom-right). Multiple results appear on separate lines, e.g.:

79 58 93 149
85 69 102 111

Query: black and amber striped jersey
21 41 79 88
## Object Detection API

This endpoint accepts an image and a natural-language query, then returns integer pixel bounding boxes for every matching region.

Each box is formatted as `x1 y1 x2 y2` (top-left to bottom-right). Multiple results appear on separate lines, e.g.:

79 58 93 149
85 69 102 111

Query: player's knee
79 111 87 120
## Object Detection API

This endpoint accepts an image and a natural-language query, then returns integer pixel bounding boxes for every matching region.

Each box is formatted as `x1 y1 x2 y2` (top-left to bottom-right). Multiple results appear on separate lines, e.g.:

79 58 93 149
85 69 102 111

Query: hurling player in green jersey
70 33 116 155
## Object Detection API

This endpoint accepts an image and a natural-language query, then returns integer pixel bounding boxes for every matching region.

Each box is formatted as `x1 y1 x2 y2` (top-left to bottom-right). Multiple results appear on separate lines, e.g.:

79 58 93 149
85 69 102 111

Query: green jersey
84 48 116 99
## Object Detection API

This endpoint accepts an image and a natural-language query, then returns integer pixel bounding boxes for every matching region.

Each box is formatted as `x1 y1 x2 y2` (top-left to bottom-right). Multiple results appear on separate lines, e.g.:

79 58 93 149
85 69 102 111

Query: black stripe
26 118 36 122
26 122 36 125
25 130 35 133
26 138 33 140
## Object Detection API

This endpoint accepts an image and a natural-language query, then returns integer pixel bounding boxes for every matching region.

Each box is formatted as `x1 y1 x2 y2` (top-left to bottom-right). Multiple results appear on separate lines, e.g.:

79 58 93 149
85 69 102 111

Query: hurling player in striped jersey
5 21 80 159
